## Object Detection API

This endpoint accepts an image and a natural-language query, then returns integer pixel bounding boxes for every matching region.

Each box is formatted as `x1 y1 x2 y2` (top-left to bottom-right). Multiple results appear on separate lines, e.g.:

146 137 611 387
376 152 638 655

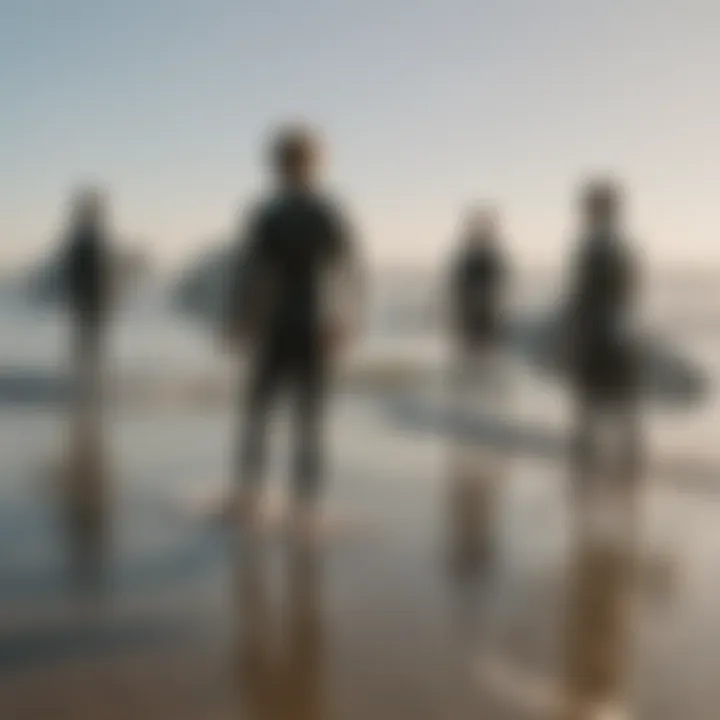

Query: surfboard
382 391 720 493
508 311 709 408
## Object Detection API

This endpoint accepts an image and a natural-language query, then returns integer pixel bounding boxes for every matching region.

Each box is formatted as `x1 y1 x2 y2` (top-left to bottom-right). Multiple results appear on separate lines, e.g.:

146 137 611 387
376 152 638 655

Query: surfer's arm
221 207 268 345
557 244 591 362
323 204 366 350
621 241 642 337
495 251 510 329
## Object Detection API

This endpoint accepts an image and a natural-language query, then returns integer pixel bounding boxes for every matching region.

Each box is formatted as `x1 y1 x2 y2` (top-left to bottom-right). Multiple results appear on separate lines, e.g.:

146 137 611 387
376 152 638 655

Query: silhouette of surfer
565 180 643 524
223 125 362 538
450 207 507 354
444 207 509 583
64 188 111 425
447 205 508 418
61 187 113 593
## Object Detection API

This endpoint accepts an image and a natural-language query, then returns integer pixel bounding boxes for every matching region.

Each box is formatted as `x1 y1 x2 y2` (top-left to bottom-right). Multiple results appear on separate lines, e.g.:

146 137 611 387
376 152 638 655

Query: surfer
63 188 111 436
443 207 508 574
565 180 642 510
223 124 363 538
448 206 508 402
60 187 112 590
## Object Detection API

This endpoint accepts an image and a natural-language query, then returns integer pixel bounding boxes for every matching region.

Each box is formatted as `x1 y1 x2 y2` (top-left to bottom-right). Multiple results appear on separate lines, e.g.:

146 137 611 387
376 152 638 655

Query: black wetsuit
568 231 638 404
568 231 642 482
231 189 356 501
451 242 506 350
63 224 110 448
64 224 110 389
66 225 109 335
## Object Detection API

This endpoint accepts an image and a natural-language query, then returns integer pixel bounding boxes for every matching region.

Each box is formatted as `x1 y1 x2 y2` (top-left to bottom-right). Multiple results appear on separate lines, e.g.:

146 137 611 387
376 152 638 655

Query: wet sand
1 394 719 719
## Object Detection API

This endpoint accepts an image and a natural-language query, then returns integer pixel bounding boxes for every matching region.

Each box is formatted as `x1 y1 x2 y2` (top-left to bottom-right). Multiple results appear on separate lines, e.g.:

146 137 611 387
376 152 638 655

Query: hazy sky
2 0 719 270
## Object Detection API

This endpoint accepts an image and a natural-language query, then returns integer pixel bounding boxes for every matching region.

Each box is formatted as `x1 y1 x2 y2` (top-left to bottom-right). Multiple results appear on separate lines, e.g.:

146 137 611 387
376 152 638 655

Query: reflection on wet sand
62 438 110 596
561 480 640 719
61 333 110 596
446 348 508 584
446 443 502 583
233 537 324 720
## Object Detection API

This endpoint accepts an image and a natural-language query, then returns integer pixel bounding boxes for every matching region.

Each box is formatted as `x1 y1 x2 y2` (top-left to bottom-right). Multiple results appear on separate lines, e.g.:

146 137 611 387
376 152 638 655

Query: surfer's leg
69 319 105 471
72 321 90 437
292 355 325 508
615 399 644 547
288 347 328 542
84 324 104 439
483 341 507 414
236 349 283 509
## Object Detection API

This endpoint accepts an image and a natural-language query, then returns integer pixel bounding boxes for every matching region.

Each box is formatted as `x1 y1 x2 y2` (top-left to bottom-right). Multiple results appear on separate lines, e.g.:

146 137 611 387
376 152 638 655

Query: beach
1 281 720 718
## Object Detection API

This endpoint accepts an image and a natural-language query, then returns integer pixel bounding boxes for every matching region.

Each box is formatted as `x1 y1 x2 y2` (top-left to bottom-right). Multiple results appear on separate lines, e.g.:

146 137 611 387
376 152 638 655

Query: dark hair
71 186 106 226
581 179 622 217
270 125 320 177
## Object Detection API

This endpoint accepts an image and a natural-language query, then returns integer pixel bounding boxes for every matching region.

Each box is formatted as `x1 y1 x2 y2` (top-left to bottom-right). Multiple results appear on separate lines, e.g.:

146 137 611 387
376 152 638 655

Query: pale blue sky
2 0 719 269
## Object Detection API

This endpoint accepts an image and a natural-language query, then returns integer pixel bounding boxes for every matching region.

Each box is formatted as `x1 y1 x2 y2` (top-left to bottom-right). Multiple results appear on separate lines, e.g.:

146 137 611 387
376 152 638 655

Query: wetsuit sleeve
618 241 640 333
567 242 593 319
323 204 366 339
223 205 270 339
621 243 638 306
63 236 82 307
496 251 509 292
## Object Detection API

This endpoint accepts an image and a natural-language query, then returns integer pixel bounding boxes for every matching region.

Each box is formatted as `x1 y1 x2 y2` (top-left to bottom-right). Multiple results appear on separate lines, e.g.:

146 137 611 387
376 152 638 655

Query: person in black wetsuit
61 187 112 591
448 207 508 394
445 207 509 574
450 208 507 350
224 125 362 535
63 188 111 425
566 180 642 499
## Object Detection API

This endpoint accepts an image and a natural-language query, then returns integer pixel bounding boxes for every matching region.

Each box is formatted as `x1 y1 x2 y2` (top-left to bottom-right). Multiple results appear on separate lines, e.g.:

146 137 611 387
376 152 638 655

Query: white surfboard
508 310 708 407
